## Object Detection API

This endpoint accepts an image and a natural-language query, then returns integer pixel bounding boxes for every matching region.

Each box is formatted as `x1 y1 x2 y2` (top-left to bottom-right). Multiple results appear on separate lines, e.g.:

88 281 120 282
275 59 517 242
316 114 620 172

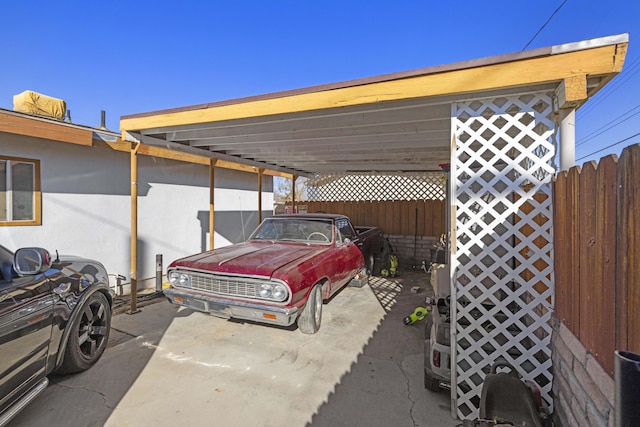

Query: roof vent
97 110 109 131
13 90 66 120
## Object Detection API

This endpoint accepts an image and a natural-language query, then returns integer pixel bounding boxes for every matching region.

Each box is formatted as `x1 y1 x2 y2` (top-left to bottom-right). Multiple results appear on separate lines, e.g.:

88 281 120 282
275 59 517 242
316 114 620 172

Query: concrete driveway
10 273 458 427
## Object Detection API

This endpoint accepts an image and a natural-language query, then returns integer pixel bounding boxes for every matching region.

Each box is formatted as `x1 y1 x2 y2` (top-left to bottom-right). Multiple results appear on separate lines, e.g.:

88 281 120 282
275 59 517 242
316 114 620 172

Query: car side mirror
14 247 53 275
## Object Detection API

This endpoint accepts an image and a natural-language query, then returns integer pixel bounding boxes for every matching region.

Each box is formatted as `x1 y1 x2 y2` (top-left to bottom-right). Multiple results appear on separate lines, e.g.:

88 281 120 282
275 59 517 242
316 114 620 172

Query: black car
0 244 113 426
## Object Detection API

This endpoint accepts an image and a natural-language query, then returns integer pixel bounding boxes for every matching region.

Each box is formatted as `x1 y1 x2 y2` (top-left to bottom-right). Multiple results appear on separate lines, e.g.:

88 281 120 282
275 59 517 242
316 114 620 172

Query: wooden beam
103 139 292 178
120 44 626 131
209 159 217 251
292 175 297 213
0 110 92 146
128 142 141 314
258 168 264 224
555 75 588 110
613 42 628 72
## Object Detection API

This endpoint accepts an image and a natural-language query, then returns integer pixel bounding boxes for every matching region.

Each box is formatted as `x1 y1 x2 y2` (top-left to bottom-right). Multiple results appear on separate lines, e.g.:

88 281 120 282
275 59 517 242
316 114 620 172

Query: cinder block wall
386 234 440 270
551 315 615 426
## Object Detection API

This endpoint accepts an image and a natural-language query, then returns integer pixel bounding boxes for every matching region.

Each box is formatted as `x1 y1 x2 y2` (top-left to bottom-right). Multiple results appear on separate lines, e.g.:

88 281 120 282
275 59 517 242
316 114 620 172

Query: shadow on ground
307 270 456 427
9 270 457 427
9 297 183 427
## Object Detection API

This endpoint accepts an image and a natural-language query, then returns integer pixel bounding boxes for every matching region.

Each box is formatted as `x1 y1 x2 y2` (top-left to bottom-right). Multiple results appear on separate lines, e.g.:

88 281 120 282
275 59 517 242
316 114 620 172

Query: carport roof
120 34 628 178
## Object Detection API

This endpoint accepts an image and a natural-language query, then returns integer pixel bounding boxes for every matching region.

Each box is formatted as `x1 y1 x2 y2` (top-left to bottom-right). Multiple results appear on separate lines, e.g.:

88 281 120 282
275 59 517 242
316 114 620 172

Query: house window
0 156 41 226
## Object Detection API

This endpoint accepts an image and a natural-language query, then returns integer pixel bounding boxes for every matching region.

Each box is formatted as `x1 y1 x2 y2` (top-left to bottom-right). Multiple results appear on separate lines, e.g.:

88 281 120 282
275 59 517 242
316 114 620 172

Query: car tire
58 292 111 374
368 255 375 276
298 285 322 334
424 366 442 392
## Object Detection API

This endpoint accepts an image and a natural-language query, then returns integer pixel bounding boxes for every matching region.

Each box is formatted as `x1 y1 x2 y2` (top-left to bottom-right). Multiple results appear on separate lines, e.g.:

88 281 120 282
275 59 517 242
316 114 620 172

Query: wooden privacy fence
554 143 640 376
287 200 446 237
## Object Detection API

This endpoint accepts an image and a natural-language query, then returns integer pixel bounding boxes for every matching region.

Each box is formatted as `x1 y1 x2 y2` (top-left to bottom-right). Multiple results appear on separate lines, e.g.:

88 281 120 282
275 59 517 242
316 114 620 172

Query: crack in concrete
365 353 419 426
53 381 114 410
399 353 418 427
110 326 138 338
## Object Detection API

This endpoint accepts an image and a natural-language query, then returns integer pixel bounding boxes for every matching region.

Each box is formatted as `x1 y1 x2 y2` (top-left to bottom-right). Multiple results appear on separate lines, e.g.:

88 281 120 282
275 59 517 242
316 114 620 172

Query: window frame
0 155 41 226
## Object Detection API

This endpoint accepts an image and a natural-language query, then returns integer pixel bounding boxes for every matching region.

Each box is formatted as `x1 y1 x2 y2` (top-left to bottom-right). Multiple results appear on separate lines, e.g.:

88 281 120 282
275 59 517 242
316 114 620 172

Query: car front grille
187 273 259 298
169 269 291 304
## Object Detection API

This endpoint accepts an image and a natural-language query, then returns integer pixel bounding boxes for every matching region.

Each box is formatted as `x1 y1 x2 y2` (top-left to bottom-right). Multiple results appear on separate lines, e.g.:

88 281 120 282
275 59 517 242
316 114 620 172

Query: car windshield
249 218 333 244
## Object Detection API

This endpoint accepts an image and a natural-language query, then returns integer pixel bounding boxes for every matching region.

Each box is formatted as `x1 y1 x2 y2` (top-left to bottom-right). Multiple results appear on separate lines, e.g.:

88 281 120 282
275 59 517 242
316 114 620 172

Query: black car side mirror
14 247 53 275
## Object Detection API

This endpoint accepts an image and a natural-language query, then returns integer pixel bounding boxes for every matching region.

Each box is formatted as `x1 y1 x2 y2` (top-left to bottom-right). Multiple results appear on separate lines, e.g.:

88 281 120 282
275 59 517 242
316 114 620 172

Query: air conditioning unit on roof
13 90 67 120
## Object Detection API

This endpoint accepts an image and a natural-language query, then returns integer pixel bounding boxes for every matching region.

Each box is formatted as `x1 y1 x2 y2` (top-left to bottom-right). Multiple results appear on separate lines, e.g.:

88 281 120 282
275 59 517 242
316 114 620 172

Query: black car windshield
250 218 333 244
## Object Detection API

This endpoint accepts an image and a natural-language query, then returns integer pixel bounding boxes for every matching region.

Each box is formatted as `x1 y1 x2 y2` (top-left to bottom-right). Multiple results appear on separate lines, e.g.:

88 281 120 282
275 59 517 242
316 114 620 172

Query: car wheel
58 292 111 374
424 366 441 392
368 255 375 276
298 285 322 334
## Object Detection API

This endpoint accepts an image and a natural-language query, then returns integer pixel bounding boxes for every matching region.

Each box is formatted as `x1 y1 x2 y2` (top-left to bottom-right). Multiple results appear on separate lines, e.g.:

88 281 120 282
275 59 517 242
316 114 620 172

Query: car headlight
258 283 272 298
168 271 191 287
272 284 287 301
257 283 288 302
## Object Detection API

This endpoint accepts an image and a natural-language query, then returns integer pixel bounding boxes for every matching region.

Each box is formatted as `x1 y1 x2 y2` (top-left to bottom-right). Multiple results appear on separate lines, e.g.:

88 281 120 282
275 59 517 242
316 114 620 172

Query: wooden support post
209 159 217 251
292 175 297 213
128 142 141 314
258 168 264 224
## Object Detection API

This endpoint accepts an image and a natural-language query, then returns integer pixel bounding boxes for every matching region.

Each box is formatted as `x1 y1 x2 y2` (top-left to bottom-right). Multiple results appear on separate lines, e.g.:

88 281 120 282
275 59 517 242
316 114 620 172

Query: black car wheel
58 292 111 373
298 285 322 334
368 255 375 276
424 366 442 392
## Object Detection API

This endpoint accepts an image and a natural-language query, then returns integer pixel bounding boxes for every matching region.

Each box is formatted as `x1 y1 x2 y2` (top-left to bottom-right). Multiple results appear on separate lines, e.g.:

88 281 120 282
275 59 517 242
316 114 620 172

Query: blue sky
1 0 638 165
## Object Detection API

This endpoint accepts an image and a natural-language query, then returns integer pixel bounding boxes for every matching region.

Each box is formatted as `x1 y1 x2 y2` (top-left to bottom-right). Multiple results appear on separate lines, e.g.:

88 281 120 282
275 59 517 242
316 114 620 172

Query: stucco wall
0 133 273 290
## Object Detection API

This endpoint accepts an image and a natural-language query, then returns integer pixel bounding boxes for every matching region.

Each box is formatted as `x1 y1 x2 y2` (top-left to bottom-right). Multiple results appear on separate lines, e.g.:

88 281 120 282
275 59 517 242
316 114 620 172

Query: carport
117 34 628 420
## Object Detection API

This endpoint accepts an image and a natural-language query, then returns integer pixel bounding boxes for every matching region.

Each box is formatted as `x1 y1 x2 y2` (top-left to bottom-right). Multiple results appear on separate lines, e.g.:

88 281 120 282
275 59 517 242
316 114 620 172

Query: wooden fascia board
556 43 627 110
0 111 92 146
102 140 291 178
120 43 627 132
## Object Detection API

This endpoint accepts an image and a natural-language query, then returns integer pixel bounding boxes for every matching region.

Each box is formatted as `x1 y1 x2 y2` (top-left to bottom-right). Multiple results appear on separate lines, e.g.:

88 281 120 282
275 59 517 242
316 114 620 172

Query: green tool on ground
403 306 429 325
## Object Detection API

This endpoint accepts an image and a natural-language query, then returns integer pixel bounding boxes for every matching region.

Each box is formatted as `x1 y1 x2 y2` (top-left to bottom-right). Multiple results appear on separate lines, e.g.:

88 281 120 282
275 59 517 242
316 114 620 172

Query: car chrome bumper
164 288 299 327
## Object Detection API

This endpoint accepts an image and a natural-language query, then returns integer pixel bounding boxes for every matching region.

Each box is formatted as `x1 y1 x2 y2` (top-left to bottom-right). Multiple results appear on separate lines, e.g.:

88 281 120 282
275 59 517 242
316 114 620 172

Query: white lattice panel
305 172 445 201
451 93 556 419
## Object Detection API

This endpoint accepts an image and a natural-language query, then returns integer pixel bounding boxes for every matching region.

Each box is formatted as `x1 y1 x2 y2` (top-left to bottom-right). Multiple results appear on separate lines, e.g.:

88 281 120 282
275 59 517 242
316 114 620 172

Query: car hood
50 255 110 294
170 242 325 278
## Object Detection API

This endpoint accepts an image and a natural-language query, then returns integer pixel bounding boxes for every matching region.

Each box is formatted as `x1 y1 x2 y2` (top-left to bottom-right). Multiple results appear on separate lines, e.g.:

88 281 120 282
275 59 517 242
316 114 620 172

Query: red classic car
163 214 384 333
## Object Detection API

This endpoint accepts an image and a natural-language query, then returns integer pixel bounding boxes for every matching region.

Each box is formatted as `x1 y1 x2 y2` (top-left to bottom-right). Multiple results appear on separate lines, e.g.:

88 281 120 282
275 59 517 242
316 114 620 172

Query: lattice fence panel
304 172 445 201
452 93 556 419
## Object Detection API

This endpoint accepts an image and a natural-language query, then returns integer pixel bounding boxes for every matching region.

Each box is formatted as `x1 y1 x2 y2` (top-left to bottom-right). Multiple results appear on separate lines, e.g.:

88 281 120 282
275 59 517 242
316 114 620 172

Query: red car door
332 218 364 291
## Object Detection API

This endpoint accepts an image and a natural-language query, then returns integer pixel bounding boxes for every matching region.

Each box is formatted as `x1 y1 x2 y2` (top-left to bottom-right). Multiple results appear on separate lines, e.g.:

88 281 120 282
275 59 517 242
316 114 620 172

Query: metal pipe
559 109 576 170
116 274 125 296
155 254 163 292
615 350 640 426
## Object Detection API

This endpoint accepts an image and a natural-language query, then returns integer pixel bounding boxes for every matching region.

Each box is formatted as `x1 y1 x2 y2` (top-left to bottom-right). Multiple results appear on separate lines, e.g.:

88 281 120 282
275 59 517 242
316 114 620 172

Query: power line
522 0 568 51
576 131 640 161
576 103 640 147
